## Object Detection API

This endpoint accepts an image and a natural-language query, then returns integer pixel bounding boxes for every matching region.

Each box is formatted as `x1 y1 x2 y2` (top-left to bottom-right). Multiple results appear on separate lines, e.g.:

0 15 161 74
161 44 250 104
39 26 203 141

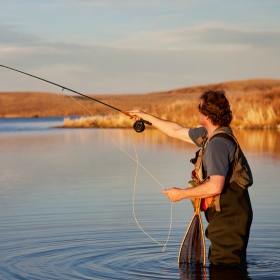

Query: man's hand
126 109 147 121
163 188 184 202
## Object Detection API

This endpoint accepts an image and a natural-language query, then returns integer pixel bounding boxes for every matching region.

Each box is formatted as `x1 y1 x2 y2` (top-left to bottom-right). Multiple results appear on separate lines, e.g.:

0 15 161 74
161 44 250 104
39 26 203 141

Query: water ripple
0 227 180 280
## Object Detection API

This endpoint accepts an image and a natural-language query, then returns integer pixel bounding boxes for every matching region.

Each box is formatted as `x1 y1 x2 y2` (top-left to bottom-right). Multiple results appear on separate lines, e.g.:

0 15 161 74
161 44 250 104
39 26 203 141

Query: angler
128 90 253 269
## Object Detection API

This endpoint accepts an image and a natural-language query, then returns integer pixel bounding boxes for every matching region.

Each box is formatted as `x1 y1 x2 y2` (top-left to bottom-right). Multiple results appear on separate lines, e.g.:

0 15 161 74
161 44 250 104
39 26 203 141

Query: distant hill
1 78 280 119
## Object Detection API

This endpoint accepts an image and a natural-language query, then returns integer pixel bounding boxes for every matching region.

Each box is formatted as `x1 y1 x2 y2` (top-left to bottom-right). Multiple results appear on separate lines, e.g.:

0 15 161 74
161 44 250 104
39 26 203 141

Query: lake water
0 117 280 280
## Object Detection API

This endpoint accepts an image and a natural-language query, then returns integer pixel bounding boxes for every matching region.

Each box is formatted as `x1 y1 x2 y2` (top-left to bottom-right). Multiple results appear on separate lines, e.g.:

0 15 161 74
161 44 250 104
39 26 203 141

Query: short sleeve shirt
189 127 236 177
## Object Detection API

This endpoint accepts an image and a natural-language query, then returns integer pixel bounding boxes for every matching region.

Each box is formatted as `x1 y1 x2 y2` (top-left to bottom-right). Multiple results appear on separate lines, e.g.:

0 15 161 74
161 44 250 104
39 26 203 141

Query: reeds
229 87 280 129
63 114 133 128
242 106 276 128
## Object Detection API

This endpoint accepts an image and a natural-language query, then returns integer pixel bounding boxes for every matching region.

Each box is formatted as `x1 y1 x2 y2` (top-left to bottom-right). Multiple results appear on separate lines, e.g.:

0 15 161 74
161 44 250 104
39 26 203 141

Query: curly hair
199 90 233 127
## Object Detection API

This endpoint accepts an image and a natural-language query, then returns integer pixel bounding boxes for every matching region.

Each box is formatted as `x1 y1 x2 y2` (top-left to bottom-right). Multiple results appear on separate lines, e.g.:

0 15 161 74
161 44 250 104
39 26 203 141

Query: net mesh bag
178 212 206 266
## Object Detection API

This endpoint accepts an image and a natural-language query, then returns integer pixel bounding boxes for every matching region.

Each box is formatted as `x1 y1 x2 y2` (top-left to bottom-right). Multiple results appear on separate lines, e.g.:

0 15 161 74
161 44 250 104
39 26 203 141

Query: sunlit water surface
0 117 280 280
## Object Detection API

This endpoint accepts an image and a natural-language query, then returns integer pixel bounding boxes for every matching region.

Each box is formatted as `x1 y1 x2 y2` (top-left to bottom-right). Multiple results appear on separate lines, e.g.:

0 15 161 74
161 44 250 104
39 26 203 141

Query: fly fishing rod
0 64 152 132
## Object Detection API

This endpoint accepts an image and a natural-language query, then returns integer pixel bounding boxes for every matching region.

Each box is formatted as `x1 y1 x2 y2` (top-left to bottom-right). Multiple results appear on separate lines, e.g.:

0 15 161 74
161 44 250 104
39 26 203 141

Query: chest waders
179 127 253 267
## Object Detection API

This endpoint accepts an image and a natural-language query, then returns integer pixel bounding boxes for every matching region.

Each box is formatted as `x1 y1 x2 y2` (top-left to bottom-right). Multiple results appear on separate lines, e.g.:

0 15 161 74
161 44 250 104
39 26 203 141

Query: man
128 90 253 268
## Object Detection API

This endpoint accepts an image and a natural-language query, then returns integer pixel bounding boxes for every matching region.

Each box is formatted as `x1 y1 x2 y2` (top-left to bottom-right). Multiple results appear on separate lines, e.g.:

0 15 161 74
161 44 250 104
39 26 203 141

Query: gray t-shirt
189 127 236 177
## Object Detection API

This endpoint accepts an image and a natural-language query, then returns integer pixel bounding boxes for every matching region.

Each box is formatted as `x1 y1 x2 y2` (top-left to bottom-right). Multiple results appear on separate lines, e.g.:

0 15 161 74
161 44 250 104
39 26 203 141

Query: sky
0 0 279 94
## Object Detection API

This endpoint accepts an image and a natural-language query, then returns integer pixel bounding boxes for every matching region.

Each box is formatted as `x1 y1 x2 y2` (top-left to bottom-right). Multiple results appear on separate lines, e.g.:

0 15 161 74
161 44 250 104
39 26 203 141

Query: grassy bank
63 86 280 130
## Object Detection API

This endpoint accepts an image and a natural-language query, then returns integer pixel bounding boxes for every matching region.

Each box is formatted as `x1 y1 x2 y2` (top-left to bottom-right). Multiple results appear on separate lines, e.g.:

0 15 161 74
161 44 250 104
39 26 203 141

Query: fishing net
178 211 206 266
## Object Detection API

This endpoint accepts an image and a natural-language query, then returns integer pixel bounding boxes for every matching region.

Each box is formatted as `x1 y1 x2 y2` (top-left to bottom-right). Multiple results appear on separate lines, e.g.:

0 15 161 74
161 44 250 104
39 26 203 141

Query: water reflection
179 264 207 280
179 264 251 280
100 128 280 155
233 129 280 157
206 265 250 280
1 127 280 200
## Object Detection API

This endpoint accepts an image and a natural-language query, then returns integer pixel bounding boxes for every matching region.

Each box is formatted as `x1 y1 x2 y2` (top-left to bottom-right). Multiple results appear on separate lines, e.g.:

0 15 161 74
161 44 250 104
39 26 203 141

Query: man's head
198 90 233 127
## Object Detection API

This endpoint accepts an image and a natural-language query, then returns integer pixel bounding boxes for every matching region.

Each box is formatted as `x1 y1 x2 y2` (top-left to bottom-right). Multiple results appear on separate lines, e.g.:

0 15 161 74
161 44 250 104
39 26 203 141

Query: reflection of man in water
128 90 253 268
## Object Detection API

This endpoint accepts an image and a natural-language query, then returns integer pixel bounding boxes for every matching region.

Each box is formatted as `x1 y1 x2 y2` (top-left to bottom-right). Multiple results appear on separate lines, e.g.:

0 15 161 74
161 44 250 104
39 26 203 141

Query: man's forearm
163 175 225 202
127 109 193 143
146 115 185 137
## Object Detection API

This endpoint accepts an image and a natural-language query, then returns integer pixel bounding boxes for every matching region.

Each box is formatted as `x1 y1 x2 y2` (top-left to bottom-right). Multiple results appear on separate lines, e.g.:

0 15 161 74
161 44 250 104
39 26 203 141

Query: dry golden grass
63 114 133 128
229 87 280 128
1 79 280 129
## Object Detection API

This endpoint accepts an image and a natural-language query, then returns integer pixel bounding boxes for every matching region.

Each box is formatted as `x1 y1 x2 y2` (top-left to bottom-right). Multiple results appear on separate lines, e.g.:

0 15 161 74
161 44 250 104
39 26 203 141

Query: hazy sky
0 0 279 94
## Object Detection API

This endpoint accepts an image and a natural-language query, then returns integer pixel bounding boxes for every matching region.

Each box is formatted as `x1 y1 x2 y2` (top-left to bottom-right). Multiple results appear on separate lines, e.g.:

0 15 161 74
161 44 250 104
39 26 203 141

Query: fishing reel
133 119 152 133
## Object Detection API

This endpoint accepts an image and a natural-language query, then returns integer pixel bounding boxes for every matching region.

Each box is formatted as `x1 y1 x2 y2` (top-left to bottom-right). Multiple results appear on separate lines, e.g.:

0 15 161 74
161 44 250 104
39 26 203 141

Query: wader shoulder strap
210 130 253 188
211 132 235 143
206 132 236 212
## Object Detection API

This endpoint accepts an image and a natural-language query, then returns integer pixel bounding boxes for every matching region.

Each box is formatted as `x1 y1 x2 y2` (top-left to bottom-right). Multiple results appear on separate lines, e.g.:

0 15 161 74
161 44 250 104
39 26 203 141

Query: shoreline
1 115 279 130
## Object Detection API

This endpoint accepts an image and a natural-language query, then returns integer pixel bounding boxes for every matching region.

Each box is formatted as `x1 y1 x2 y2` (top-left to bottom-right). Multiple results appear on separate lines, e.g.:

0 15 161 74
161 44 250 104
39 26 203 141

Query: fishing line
68 94 174 251
0 65 175 249
132 133 173 252
67 94 174 250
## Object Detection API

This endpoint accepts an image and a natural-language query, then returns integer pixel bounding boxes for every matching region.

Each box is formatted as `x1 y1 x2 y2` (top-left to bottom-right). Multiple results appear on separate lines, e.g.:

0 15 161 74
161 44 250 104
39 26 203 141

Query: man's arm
163 175 225 202
127 109 194 144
